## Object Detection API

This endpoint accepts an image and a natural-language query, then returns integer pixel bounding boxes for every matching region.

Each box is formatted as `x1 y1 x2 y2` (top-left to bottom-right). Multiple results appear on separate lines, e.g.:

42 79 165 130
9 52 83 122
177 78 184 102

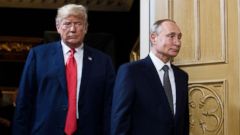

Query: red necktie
65 48 77 135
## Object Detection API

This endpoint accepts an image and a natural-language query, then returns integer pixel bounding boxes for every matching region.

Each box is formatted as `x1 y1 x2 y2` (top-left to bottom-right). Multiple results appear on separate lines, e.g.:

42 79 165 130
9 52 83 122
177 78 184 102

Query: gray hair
150 19 176 34
55 4 88 27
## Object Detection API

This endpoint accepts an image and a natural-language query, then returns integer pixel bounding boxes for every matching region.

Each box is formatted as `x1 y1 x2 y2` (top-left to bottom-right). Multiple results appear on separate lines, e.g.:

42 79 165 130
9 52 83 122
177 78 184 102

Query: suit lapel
142 56 163 90
143 56 175 116
172 66 184 117
79 46 93 99
53 42 67 93
142 57 171 105
53 43 94 102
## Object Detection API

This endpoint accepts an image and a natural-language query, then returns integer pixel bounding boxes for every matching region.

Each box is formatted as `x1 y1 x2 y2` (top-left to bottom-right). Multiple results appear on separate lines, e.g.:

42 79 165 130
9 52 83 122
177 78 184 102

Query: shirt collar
61 40 84 55
149 51 171 71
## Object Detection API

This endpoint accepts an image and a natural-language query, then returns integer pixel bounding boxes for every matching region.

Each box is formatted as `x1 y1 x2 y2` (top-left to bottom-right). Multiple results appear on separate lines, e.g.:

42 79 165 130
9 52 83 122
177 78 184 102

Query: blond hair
55 4 88 28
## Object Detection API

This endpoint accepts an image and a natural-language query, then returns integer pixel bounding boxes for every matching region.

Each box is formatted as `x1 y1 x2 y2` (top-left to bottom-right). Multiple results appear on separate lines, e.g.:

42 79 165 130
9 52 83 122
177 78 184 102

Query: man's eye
62 22 70 26
178 35 182 40
166 34 175 38
75 23 82 27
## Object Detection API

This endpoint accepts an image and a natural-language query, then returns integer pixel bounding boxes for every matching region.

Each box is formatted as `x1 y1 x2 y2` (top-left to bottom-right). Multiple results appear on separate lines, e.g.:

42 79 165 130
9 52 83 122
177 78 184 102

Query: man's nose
174 38 181 46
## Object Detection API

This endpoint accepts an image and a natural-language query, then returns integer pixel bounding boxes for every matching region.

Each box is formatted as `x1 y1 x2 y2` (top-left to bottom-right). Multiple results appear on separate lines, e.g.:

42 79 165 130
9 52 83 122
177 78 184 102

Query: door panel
148 0 240 135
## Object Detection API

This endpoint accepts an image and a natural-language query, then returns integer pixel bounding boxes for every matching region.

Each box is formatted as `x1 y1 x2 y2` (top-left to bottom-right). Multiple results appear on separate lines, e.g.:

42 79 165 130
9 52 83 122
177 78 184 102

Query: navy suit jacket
12 41 115 135
111 56 189 135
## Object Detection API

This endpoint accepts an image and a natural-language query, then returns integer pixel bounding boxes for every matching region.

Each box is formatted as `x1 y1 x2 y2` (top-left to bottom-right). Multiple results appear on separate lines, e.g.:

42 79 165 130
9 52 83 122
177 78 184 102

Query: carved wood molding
0 0 134 11
189 80 226 135
0 86 17 107
130 37 139 62
0 36 43 61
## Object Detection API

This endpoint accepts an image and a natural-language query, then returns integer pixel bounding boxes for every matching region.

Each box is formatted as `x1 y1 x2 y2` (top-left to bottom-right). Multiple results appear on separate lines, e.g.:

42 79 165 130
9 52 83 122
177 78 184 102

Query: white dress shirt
61 41 83 119
149 51 176 114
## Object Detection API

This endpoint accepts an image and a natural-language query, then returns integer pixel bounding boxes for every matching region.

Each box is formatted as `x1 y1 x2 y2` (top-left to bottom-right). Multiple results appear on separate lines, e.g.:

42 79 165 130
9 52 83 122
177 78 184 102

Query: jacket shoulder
171 64 189 77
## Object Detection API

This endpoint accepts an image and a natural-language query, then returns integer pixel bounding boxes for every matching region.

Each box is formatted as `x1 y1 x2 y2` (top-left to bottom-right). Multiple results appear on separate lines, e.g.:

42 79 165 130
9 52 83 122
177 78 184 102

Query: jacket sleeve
12 49 37 135
103 56 116 135
111 64 135 135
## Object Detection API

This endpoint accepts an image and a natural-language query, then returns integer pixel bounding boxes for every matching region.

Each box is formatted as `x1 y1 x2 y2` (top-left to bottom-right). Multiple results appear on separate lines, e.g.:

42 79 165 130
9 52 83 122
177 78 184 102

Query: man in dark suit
111 19 189 135
12 4 115 135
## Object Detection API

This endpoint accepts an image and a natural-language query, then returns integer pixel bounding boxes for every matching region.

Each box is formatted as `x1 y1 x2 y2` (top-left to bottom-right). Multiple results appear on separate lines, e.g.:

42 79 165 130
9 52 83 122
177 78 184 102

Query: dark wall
0 1 139 87
88 0 140 68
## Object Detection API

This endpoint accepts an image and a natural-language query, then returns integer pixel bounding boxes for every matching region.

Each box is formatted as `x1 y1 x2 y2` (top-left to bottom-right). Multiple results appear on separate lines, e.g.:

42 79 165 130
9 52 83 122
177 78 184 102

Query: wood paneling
146 0 240 134
173 0 227 65
189 81 226 135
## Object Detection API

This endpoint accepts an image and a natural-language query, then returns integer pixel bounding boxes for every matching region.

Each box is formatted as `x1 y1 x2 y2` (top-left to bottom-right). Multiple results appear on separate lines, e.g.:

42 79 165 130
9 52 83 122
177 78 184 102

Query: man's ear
56 25 61 34
84 26 88 34
150 33 157 43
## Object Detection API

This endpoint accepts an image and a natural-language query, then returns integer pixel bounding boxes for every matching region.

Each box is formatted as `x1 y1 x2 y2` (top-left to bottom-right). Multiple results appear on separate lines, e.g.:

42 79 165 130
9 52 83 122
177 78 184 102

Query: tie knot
70 48 76 54
162 65 169 72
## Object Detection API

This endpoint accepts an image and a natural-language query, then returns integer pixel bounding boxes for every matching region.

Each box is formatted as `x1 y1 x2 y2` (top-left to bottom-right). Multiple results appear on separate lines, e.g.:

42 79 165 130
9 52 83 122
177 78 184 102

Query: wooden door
140 0 240 135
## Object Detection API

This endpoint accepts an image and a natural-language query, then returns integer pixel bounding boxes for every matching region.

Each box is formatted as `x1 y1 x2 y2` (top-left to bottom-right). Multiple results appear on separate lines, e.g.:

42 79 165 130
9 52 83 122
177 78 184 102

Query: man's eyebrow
166 32 182 36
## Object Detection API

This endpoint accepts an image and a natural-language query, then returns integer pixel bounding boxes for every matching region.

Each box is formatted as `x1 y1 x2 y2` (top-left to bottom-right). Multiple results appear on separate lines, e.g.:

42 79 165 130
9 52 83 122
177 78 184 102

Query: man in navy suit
12 4 115 135
111 19 189 135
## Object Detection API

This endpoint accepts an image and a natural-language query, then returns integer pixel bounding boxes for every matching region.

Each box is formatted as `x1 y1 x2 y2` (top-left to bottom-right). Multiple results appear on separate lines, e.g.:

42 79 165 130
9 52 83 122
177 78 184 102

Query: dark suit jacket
111 56 189 135
12 41 115 135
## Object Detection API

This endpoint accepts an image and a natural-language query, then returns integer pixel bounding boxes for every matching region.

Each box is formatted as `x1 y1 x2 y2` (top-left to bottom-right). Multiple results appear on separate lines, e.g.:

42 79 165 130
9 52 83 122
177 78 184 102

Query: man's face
150 21 182 62
56 15 87 48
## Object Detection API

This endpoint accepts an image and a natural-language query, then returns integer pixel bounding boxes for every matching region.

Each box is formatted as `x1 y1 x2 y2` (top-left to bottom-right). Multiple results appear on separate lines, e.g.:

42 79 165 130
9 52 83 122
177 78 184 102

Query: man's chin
67 39 80 44
65 40 81 47
169 53 178 57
